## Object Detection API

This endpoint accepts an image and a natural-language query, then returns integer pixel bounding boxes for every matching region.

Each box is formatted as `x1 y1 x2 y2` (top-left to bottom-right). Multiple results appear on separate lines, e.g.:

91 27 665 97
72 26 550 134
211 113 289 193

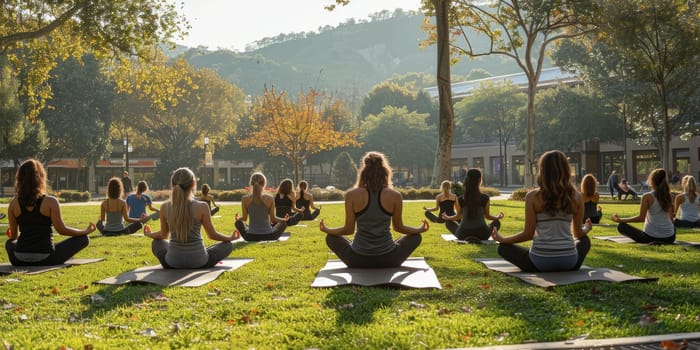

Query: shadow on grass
80 283 166 320
323 286 399 326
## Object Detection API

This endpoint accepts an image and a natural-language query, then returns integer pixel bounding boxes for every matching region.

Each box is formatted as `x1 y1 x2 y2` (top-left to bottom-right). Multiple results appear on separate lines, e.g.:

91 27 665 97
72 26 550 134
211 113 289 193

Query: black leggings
424 211 446 223
497 235 591 272
97 221 142 236
674 218 700 228
445 220 500 241
325 234 422 268
616 222 676 243
6 235 89 266
235 220 287 241
301 209 320 221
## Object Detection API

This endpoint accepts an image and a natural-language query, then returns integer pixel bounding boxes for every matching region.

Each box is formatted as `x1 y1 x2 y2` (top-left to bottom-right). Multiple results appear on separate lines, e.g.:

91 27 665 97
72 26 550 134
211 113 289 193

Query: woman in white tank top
673 175 700 228
612 168 675 243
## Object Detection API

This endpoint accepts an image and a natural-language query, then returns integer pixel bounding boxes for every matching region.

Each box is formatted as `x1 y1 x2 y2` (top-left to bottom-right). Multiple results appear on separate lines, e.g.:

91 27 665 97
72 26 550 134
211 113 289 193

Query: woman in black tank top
296 180 321 220
6 159 96 266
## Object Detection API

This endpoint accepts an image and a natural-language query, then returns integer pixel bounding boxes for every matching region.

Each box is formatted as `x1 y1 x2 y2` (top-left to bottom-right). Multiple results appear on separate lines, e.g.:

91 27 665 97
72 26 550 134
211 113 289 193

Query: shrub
510 188 530 201
56 191 91 202
217 189 248 201
310 187 345 201
149 190 171 201
416 187 437 199
451 182 464 197
481 186 501 197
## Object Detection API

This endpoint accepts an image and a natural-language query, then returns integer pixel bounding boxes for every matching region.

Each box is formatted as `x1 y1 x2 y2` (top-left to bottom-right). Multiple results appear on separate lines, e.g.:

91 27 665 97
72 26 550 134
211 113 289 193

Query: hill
177 10 540 98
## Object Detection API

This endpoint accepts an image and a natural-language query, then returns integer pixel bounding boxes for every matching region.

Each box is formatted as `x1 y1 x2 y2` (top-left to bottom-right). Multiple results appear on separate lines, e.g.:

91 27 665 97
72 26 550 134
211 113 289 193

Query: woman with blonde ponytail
612 168 675 243
320 151 428 268
145 168 239 268
235 172 289 241
673 175 700 228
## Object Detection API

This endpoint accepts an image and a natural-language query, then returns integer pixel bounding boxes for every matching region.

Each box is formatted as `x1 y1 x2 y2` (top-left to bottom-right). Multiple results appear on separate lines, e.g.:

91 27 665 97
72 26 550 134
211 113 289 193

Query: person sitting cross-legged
492 150 592 272
145 168 238 269
320 151 428 268
235 172 288 242
98 177 147 236
617 179 638 200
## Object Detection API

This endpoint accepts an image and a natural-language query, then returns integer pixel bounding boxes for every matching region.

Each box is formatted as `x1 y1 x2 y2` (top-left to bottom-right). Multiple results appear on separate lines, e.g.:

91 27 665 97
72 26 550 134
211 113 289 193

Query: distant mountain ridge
175 11 529 97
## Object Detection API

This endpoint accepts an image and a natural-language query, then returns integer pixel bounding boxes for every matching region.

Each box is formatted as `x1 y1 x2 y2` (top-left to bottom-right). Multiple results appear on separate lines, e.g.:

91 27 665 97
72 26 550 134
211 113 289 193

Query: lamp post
204 136 210 186
123 137 128 174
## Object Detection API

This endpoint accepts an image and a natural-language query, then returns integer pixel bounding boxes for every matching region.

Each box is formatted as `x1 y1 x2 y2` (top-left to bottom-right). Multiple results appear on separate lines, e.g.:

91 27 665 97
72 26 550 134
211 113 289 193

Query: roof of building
424 66 580 100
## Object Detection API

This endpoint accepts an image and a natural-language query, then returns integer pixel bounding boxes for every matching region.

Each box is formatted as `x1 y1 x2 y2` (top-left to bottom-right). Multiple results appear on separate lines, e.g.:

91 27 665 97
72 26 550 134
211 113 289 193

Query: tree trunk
430 0 454 187
525 78 537 188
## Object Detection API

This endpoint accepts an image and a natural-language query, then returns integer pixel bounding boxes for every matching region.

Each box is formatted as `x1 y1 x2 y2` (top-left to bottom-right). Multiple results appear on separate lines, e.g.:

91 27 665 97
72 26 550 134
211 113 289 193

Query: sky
174 0 422 51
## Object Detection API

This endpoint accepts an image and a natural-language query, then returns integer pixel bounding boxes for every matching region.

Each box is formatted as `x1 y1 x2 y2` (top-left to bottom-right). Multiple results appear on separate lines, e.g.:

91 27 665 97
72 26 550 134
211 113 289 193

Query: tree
238 87 361 184
427 0 599 187
360 106 436 185
0 61 25 158
112 57 246 186
1 0 187 119
38 56 115 190
332 151 358 190
360 82 436 122
454 82 526 186
534 86 621 153
593 0 700 170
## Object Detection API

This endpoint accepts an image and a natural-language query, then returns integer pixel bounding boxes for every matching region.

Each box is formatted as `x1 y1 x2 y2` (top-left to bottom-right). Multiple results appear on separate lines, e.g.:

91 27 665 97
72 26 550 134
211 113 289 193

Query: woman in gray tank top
235 172 288 241
320 151 428 268
97 177 146 236
492 150 592 272
145 168 239 268
612 168 676 243
673 175 700 228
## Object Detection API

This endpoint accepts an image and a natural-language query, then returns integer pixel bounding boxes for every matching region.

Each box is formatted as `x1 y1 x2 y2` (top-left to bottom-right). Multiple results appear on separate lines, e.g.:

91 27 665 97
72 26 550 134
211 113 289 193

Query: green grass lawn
1 200 698 349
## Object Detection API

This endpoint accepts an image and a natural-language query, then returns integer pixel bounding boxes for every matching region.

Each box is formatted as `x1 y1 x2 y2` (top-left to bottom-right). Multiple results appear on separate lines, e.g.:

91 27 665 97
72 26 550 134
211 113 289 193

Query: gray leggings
235 220 287 241
151 240 233 268
325 234 422 268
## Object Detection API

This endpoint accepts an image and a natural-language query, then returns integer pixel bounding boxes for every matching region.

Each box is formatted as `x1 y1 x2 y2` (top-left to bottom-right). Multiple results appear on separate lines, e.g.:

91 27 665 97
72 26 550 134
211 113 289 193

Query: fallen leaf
643 302 657 310
460 306 473 313
71 285 88 291
336 303 354 310
138 328 157 337
496 332 509 342
477 284 491 289
106 324 129 331
590 286 599 295
444 283 453 289
437 307 450 315
90 294 105 303
51 287 58 295
638 314 657 326
660 339 688 350
149 293 168 301
409 301 426 309
84 345 93 350
266 282 275 289
574 320 585 326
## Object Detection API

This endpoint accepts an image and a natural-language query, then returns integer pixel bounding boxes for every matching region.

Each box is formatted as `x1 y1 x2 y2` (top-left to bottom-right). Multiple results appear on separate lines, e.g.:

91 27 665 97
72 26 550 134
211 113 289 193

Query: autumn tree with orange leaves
239 87 361 184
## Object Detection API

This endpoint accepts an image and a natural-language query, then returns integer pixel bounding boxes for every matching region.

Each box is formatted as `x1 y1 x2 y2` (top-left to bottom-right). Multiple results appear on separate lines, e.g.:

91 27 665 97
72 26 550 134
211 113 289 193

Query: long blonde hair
683 175 697 203
249 172 266 204
580 174 599 202
440 180 451 195
168 168 195 241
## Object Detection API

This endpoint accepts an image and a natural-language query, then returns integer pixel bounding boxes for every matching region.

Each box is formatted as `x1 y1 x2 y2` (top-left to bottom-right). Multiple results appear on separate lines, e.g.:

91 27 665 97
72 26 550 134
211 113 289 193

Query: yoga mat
0 258 104 275
441 234 497 245
593 235 700 247
235 232 290 243
311 257 441 289
475 258 658 288
95 258 253 287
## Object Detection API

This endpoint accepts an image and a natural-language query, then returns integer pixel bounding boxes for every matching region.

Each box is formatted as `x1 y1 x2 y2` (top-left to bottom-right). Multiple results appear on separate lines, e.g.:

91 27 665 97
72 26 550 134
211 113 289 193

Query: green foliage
0 61 25 158
534 85 621 153
55 190 91 202
510 188 530 201
216 190 249 202
1 201 699 348
361 106 436 171
360 82 436 122
1 0 187 120
332 151 358 190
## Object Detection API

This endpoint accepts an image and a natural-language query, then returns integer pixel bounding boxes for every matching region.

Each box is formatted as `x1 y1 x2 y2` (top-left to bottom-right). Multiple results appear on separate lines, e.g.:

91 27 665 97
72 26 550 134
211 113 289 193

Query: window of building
633 150 659 185
673 148 689 174
512 156 525 185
